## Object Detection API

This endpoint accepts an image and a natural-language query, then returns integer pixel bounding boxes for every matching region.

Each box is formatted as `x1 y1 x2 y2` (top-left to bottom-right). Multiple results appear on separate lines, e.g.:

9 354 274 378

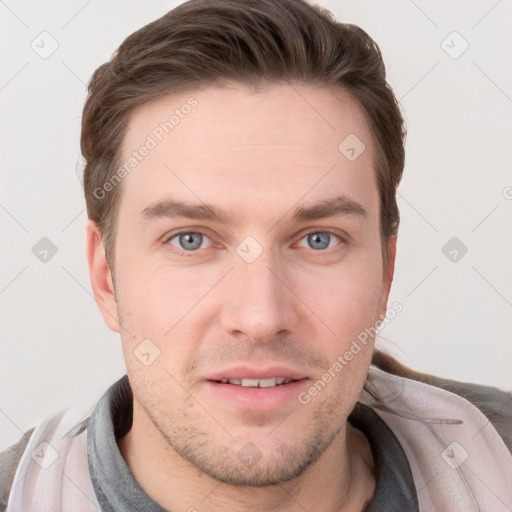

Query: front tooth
258 377 277 388
241 378 260 387
228 378 242 385
276 377 285 385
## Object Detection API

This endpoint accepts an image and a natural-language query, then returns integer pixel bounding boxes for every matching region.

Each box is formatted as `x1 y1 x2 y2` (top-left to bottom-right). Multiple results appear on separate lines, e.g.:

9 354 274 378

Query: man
1 0 511 510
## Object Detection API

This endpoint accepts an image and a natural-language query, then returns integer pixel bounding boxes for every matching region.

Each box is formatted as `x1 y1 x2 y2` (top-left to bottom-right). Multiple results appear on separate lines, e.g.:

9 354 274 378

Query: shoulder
371 349 512 453
0 427 34 511
0 404 93 511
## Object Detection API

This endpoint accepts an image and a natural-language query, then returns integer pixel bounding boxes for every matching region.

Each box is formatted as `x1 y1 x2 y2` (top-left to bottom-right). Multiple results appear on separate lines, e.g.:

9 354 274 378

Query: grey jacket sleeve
0 427 34 512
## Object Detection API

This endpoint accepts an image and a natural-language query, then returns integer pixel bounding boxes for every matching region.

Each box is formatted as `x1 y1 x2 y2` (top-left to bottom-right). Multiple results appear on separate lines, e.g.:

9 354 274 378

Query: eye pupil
308 232 330 250
179 233 203 250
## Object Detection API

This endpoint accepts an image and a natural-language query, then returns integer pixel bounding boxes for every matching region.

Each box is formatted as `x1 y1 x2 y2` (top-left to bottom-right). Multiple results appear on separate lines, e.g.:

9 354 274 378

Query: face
88 83 395 486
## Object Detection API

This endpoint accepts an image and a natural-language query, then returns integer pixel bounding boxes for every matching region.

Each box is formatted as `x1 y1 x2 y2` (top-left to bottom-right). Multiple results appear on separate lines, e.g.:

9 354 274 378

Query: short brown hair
81 0 406 269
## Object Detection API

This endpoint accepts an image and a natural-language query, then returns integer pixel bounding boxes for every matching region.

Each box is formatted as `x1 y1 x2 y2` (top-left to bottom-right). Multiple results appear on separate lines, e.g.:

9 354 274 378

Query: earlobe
86 220 121 333
378 236 397 320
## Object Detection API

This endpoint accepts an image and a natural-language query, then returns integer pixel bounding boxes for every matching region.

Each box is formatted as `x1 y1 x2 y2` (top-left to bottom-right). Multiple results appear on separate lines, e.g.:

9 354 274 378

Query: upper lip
205 366 308 381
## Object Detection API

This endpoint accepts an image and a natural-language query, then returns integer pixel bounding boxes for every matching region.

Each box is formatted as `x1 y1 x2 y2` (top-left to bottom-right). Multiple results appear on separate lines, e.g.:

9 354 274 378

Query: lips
206 366 307 383
203 366 309 411
216 377 295 387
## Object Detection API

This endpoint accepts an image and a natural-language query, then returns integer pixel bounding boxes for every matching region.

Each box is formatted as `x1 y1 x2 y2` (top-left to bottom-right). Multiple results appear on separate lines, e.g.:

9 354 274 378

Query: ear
86 220 120 333
378 235 397 320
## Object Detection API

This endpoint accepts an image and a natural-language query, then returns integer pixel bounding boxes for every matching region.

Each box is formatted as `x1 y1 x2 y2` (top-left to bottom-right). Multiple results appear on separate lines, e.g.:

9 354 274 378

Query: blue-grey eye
299 232 340 250
169 232 209 251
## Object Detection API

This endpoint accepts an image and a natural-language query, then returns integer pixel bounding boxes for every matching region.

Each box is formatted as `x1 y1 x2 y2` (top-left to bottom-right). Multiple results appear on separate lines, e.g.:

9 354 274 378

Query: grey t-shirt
86 375 419 511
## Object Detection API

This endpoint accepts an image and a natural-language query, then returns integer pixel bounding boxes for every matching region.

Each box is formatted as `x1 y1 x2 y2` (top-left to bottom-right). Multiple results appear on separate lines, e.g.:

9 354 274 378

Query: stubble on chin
130 373 350 487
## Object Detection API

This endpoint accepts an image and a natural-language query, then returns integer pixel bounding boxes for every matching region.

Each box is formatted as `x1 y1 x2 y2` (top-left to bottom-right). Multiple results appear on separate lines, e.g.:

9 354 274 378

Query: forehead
118 83 379 224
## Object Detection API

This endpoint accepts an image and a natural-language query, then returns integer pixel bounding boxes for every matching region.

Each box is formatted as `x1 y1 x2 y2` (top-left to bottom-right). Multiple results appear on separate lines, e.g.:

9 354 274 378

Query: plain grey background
1 0 511 451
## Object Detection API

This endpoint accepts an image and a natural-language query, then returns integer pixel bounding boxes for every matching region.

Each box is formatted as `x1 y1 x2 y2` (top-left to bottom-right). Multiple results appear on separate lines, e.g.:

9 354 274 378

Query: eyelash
163 228 347 257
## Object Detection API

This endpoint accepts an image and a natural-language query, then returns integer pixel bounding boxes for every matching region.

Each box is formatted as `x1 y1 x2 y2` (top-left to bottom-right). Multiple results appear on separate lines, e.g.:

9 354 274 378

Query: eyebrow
140 195 367 226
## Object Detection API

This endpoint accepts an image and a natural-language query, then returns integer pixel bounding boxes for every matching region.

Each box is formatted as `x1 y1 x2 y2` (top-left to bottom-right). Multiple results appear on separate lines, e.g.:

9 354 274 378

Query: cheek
114 257 221 367
115 250 195 323
303 263 382 397
295 258 383 346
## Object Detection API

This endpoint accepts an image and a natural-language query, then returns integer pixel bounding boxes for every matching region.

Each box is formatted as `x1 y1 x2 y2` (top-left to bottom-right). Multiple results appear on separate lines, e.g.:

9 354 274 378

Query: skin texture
87 83 396 511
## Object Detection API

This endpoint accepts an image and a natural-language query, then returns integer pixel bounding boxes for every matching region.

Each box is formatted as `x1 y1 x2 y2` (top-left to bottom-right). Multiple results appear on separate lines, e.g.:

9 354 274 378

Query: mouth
211 377 299 388
203 369 309 411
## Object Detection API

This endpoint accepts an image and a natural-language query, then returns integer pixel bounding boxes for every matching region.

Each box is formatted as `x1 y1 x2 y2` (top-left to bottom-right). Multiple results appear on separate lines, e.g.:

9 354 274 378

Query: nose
220 247 299 344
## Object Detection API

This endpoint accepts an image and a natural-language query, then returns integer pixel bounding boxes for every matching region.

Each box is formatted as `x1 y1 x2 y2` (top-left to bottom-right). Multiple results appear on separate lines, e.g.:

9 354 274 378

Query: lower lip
204 379 309 411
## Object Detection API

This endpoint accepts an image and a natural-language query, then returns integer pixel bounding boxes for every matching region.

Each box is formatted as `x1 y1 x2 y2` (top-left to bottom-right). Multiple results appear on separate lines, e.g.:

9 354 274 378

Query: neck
117 400 375 512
